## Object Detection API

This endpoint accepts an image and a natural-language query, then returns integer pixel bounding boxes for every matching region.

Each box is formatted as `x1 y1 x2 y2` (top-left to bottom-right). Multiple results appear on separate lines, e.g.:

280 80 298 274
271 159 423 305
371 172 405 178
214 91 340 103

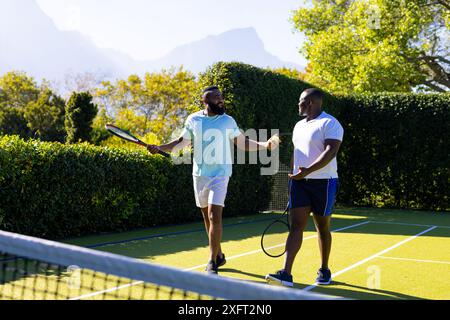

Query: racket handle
142 142 170 158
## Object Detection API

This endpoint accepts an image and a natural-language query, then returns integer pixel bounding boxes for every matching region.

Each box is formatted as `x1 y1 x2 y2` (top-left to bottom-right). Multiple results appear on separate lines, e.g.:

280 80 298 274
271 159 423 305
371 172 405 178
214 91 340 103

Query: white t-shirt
292 111 344 179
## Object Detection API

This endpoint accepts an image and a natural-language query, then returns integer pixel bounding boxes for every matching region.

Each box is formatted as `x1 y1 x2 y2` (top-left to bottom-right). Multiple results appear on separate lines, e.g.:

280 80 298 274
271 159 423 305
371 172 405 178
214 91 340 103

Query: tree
269 65 312 82
65 92 98 143
61 71 108 99
95 66 199 143
0 71 40 109
0 84 29 136
24 88 66 142
0 107 30 137
291 0 450 93
0 71 65 141
90 108 113 146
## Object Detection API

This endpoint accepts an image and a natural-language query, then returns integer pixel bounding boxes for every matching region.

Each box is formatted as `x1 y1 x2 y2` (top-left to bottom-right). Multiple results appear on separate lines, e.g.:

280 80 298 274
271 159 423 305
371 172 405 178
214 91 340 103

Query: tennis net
0 230 342 300
266 162 290 212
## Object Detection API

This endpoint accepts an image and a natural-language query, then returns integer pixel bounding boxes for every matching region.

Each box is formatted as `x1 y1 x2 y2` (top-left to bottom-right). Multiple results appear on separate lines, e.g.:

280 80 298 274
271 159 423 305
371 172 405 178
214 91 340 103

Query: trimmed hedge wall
0 136 192 238
328 93 449 211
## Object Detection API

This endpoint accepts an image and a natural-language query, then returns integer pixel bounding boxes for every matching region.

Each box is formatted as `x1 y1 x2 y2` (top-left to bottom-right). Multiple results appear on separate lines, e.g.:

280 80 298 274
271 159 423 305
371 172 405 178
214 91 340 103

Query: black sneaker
205 260 218 275
217 253 226 268
316 268 332 285
265 270 293 287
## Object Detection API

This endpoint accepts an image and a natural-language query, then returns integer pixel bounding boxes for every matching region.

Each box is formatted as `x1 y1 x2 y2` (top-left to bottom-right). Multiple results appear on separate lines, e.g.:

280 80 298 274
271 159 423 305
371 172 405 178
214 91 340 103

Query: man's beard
208 102 225 115
299 105 309 117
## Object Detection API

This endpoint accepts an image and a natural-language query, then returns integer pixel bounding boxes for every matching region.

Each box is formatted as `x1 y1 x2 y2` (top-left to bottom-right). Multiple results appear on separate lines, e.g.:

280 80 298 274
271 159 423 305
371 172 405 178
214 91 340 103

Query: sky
36 0 308 65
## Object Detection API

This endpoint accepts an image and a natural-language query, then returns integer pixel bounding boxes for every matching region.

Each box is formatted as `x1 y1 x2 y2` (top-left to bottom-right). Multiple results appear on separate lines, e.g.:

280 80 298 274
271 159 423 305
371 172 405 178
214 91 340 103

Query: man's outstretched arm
233 133 280 152
147 137 191 154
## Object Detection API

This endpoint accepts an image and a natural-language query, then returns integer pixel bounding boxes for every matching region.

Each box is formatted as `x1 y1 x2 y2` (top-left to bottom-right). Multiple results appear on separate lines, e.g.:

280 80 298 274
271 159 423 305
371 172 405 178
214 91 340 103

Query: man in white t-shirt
266 88 344 287
147 86 280 275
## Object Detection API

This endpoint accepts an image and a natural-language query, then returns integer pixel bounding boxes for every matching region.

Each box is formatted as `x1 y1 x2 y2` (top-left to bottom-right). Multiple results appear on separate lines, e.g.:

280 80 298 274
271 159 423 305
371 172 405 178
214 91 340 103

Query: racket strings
261 217 290 258
106 125 141 143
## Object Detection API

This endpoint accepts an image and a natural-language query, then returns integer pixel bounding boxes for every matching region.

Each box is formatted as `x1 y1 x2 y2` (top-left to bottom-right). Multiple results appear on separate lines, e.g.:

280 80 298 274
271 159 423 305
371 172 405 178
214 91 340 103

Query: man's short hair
303 88 324 101
203 86 220 93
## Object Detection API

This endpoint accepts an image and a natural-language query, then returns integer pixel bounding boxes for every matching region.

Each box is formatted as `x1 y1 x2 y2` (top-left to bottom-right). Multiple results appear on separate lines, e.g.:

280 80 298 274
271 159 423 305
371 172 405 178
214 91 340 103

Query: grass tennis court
2 207 449 300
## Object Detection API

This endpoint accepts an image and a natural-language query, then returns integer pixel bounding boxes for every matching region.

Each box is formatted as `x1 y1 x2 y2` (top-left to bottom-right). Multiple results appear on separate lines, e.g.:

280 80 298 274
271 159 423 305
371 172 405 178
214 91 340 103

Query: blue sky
36 0 308 65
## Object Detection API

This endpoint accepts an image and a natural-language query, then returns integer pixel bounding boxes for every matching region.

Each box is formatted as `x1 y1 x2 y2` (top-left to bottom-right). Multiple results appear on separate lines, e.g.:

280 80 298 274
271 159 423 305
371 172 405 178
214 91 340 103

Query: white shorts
193 176 230 208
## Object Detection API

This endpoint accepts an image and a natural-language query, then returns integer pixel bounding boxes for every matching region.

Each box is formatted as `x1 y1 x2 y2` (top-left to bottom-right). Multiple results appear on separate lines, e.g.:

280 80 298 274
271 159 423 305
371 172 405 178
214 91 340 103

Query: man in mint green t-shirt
147 86 279 275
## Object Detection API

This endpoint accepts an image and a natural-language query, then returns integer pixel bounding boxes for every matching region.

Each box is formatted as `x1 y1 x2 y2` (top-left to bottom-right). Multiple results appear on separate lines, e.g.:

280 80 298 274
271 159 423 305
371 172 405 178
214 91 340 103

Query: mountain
0 0 127 80
0 0 303 81
137 28 303 73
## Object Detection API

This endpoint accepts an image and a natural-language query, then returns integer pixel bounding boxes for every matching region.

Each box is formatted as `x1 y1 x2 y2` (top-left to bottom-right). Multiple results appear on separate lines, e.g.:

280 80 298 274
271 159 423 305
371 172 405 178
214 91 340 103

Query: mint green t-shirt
181 111 241 177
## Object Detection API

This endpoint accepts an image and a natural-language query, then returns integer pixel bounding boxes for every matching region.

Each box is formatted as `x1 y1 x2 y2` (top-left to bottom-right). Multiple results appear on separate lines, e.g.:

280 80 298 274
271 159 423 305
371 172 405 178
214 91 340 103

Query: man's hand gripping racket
105 124 170 158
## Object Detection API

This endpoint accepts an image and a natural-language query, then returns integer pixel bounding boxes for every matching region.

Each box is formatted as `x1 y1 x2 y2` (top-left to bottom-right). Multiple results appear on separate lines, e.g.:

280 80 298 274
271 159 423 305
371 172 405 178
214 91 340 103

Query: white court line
370 220 450 229
303 226 438 292
70 281 144 300
70 220 371 300
378 256 450 265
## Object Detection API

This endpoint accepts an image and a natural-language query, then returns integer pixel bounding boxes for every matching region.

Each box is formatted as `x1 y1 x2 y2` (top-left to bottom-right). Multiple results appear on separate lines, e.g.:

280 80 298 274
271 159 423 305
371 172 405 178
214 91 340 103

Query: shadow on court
201 268 423 300
220 268 268 283
78 215 367 259
311 281 424 300
220 268 312 290
72 209 449 261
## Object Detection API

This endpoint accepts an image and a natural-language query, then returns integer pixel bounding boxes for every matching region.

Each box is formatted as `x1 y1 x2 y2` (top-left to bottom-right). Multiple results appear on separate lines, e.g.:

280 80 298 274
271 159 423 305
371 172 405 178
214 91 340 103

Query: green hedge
199 62 449 212
0 136 191 238
0 134 269 239
327 93 449 211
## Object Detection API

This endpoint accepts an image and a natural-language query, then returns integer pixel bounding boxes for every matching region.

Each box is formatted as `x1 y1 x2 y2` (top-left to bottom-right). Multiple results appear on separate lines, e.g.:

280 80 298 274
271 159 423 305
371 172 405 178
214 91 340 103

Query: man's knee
290 220 307 232
289 207 310 232
208 207 223 226
317 229 331 239
316 223 331 236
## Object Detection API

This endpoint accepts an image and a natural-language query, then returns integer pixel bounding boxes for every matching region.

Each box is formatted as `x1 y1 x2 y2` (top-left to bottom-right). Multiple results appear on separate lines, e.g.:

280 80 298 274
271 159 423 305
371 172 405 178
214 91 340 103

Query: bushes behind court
0 135 189 238
328 93 449 210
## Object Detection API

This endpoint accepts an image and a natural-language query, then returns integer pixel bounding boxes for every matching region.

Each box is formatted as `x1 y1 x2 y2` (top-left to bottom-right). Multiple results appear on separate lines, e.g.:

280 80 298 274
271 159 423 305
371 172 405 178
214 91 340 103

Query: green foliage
24 88 66 142
0 135 198 238
65 92 98 144
0 107 30 137
94 67 199 144
0 71 40 109
0 71 67 142
99 109 161 150
327 92 449 211
291 0 450 93
267 67 309 82
90 108 112 146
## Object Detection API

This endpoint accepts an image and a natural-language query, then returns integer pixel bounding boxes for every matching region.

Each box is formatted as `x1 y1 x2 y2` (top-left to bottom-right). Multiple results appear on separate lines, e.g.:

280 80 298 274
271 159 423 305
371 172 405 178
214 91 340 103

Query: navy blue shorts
288 178 339 216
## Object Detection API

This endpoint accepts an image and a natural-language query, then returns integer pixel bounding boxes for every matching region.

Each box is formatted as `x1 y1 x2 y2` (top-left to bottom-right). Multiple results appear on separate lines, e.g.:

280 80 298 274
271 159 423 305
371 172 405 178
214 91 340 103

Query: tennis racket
105 124 170 158
261 202 290 258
